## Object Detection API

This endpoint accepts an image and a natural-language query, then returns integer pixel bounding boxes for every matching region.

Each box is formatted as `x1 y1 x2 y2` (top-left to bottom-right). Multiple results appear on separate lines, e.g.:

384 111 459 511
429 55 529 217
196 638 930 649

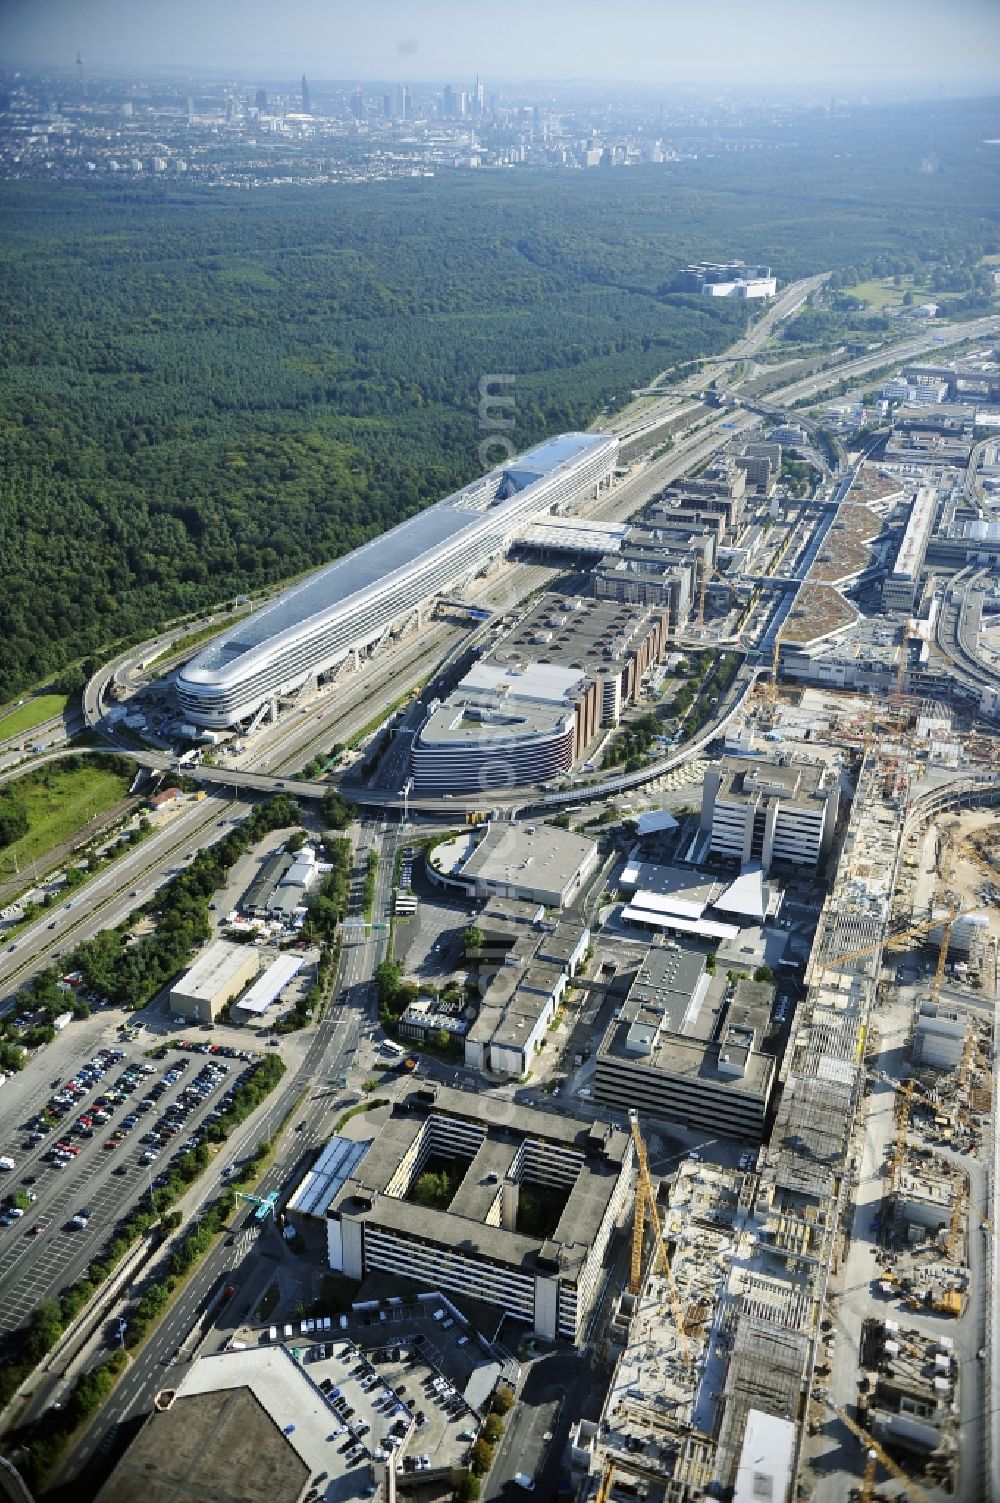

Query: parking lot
0 1038 258 1338
217 1296 495 1481
394 883 474 983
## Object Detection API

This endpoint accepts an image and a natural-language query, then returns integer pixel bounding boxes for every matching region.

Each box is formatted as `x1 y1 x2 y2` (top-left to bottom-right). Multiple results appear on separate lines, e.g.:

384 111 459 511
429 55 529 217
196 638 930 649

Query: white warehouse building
176 433 619 728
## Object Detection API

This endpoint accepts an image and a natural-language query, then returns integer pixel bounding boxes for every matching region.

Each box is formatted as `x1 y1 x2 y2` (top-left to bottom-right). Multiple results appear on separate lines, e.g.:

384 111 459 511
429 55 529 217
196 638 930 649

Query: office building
177 433 617 728
300 75 310 114
700 758 840 875
594 953 776 1140
326 1083 633 1342
411 661 587 794
169 940 259 1024
675 261 777 299
882 485 937 613
351 87 364 122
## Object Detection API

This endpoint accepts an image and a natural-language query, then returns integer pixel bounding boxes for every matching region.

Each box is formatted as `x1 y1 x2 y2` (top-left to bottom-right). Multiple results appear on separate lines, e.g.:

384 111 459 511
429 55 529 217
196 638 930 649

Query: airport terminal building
176 433 619 728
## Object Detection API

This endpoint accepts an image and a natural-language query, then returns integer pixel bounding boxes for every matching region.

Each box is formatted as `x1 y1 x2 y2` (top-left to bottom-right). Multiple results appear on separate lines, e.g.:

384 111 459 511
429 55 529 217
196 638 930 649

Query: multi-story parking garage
176 432 619 728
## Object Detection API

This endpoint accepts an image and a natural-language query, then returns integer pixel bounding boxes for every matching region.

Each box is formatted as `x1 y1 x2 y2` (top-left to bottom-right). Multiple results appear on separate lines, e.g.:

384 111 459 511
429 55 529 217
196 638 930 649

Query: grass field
0 761 132 874
0 694 69 742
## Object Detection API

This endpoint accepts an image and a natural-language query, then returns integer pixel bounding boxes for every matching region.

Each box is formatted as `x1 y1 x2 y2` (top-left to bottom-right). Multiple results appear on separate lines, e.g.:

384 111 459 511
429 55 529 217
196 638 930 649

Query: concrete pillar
700 768 721 832
762 800 779 875
502 1179 520 1233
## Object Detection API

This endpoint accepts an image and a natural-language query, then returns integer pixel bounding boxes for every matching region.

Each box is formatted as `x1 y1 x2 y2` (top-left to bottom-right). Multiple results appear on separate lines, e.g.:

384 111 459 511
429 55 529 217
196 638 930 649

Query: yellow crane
595 1459 614 1503
627 1111 692 1364
830 1402 933 1503
891 621 917 700
825 908 970 972
695 561 732 628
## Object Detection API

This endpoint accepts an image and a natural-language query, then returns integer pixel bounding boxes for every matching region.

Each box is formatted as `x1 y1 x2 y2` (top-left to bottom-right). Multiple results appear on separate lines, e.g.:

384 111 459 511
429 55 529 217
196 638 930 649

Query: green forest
1 95 998 699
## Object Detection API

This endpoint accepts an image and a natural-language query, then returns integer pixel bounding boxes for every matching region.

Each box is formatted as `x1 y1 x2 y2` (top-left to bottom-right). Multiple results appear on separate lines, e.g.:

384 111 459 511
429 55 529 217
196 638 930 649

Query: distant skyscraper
458 90 469 118
383 93 392 119
186 95 194 122
352 87 365 122
301 74 311 114
255 86 267 111
394 83 405 118
442 84 455 119
474 76 485 116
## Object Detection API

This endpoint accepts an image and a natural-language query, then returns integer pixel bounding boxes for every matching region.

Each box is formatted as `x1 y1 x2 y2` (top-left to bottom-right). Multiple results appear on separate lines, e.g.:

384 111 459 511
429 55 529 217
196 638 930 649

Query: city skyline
3 0 1000 94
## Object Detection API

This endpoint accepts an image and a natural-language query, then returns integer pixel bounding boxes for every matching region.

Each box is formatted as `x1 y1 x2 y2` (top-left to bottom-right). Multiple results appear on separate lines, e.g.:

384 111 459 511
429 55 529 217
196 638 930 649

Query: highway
608 273 831 437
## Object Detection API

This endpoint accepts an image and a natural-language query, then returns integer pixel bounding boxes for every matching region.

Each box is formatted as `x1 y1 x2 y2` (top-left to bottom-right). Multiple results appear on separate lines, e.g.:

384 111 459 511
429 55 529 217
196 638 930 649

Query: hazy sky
3 0 999 89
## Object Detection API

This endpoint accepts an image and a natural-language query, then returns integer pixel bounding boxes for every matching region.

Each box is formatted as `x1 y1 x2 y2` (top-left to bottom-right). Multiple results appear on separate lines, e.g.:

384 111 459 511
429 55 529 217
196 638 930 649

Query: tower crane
627 1111 692 1364
695 562 732 628
830 1402 933 1503
824 908 972 973
595 1460 614 1503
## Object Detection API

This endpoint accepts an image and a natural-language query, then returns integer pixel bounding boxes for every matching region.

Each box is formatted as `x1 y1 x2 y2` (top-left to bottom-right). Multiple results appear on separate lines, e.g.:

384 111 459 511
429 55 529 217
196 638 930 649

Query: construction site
565 671 998 1503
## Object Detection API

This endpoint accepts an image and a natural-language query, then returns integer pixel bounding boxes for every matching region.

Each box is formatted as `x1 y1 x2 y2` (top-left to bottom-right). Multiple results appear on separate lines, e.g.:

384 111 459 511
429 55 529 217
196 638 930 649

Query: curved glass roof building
176 432 619 728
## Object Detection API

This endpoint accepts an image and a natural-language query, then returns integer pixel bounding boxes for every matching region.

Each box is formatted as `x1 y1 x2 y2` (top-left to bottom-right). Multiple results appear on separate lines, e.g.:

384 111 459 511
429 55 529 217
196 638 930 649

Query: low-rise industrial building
700 757 840 875
94 1357 313 1503
446 821 598 908
169 940 259 1024
231 953 306 1024
325 1082 634 1343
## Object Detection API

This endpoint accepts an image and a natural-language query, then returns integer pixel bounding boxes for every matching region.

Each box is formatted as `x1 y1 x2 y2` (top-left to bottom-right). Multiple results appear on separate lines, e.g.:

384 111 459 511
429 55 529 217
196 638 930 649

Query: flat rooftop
808 503 882 583
95 1383 311 1503
620 856 723 916
329 1083 628 1284
603 1009 774 1098
714 757 833 812
173 939 256 1001
459 822 596 895
485 591 665 676
893 484 938 580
